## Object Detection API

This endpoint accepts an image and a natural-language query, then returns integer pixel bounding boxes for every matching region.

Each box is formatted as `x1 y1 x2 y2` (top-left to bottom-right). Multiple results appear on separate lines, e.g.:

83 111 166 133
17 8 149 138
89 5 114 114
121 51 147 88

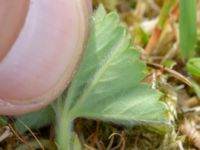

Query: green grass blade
179 0 197 59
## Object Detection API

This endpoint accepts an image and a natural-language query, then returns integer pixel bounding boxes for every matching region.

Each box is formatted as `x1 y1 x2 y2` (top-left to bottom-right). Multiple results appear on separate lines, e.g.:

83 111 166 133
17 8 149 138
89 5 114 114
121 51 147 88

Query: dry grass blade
146 62 192 87
179 120 200 149
84 144 97 150
0 126 12 143
8 124 34 150
107 132 125 150
17 120 45 150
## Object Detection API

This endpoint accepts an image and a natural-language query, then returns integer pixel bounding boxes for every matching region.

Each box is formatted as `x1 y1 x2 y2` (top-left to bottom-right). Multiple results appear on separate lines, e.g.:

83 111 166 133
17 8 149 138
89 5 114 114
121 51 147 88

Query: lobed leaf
57 6 171 149
66 6 170 128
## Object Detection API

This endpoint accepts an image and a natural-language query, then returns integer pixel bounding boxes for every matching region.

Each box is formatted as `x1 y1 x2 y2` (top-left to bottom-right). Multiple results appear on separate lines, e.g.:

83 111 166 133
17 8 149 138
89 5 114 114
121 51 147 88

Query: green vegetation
56 6 170 149
1 1 200 149
179 0 197 59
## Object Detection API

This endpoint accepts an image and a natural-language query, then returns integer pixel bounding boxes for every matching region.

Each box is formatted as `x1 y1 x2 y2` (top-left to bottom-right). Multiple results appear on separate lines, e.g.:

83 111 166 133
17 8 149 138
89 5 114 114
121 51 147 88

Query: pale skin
0 0 91 115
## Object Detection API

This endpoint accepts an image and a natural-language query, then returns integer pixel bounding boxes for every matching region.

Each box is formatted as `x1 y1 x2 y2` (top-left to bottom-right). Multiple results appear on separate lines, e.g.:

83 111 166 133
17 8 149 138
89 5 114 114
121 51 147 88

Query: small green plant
1 1 200 149
55 6 170 150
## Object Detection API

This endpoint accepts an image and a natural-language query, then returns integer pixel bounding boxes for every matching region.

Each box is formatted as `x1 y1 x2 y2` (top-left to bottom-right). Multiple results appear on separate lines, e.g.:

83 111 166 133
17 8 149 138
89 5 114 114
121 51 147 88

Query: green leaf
179 0 197 59
186 58 200 98
67 5 169 126
15 106 55 133
191 81 200 98
0 116 8 125
57 5 170 149
75 85 168 125
186 58 200 77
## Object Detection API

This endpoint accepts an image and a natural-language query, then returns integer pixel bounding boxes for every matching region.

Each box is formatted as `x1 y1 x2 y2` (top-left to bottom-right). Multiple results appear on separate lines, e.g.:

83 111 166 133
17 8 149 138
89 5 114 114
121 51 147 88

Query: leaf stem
56 110 74 150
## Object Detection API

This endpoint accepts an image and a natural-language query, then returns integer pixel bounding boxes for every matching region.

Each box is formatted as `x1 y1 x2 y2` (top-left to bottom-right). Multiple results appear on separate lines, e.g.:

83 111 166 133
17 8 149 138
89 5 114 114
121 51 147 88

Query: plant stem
145 0 176 55
56 111 74 150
